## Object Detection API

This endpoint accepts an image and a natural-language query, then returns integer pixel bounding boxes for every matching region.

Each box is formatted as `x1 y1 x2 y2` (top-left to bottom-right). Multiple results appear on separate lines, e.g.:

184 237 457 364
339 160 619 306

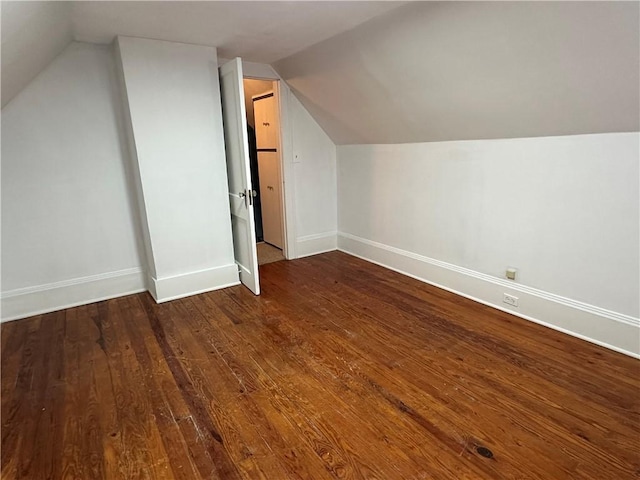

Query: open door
219 58 260 295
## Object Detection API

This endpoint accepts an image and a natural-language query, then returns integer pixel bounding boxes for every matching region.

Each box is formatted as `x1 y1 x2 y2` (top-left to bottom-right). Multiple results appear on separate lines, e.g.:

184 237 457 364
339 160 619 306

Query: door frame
243 71 296 260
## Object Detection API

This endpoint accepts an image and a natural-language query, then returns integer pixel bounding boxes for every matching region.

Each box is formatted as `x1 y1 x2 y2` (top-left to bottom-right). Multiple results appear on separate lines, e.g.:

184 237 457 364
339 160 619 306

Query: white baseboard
150 263 240 303
338 232 640 359
296 232 337 258
1 267 147 322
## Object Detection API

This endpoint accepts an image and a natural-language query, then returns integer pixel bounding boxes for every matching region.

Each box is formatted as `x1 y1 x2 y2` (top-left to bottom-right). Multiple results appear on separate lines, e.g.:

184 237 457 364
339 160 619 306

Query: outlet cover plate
503 293 519 307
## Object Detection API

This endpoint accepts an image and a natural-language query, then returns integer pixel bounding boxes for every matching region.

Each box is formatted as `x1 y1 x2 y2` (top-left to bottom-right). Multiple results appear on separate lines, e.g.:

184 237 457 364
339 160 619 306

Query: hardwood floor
1 251 639 479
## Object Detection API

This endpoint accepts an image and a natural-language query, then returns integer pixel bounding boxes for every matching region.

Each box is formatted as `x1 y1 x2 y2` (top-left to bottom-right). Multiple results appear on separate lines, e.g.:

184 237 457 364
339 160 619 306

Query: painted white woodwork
219 58 260 295
296 233 338 259
1 268 146 323
258 152 284 248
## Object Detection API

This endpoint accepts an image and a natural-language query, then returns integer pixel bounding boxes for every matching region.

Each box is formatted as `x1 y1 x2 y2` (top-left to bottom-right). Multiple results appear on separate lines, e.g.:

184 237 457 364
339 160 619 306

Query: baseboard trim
337 232 640 358
1 267 147 322
296 232 337 258
150 264 240 303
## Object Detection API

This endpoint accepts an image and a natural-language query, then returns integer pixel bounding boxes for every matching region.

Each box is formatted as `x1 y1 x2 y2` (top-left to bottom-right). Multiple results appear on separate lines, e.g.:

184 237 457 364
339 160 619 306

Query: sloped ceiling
1 1 72 107
4 1 638 143
71 1 404 63
274 2 640 144
1 1 404 108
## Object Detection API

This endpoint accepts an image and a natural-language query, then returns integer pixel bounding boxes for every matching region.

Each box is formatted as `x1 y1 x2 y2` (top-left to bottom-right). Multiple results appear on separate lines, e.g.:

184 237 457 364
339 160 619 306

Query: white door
219 58 260 295
258 151 284 248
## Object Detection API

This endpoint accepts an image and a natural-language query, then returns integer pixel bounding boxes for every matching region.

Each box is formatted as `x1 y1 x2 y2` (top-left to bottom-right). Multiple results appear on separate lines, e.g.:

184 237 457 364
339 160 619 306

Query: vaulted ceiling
1 1 404 107
2 1 638 145
275 1 640 144
1 1 72 108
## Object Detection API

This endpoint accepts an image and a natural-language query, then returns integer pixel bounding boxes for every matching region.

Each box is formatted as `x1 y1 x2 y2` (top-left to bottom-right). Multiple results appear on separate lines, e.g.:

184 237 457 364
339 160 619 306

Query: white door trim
244 73 297 260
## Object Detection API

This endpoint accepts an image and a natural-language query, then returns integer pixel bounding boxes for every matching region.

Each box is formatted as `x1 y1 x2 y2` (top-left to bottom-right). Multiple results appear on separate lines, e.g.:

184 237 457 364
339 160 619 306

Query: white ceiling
5 1 636 145
1 1 72 107
1 1 405 107
72 1 404 63
275 1 640 144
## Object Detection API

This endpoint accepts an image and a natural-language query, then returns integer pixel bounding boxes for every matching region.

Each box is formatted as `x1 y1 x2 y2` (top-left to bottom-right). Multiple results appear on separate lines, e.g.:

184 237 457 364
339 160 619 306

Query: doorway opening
243 78 286 266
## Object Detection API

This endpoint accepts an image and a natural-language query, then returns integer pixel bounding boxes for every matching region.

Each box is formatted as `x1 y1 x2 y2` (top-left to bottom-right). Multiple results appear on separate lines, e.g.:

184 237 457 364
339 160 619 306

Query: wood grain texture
2 251 639 479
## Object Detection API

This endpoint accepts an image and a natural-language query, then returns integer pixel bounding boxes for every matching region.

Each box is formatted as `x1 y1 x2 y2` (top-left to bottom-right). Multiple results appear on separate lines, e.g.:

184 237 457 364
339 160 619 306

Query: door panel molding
219 58 260 295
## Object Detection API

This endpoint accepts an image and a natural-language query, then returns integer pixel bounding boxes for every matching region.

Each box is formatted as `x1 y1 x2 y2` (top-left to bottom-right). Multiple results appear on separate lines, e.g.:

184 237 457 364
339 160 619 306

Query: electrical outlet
503 293 519 307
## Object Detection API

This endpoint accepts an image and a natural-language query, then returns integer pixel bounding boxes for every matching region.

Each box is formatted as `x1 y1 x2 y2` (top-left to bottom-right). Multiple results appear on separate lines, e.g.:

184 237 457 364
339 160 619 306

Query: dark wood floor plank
60 305 90 480
2 251 639 479
181 296 332 479
292 255 638 476
319 252 639 386
160 298 278 480
139 294 241 480
216 287 473 479
254 274 514 479
198 286 428 478
12 311 65 479
91 300 165 478
298 255 639 425
198 291 409 479
1 315 41 477
120 295 208 480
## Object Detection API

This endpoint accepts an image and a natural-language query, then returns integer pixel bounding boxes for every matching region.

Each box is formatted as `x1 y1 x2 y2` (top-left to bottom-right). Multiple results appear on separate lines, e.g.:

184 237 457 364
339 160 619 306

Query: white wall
1 42 145 320
116 37 238 301
289 93 337 257
338 133 640 356
1 49 338 320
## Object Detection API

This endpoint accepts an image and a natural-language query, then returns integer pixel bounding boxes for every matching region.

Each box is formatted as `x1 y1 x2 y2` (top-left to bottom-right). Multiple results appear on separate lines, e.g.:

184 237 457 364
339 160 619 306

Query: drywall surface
276 2 640 144
71 1 403 63
1 1 72 107
116 37 236 295
290 93 337 250
113 40 157 280
1 42 144 306
338 133 640 318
